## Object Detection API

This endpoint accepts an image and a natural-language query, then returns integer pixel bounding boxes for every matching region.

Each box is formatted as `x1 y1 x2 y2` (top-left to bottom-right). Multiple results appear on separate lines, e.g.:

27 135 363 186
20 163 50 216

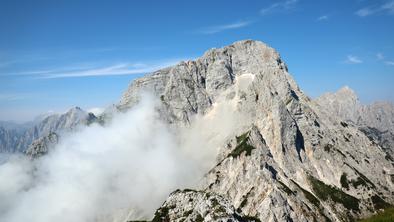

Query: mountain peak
65 106 87 117
2 39 394 222
119 39 291 112
202 39 281 62
337 85 358 99
69 106 83 112
317 85 359 105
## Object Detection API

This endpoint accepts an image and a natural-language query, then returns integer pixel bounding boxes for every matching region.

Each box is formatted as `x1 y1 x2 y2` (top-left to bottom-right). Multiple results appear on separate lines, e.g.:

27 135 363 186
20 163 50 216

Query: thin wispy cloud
260 0 298 15
356 0 394 17
375 53 394 66
317 15 329 21
377 52 385 60
385 61 394 66
198 20 252 34
356 8 376 17
42 63 148 79
8 59 183 79
7 63 101 77
345 55 363 64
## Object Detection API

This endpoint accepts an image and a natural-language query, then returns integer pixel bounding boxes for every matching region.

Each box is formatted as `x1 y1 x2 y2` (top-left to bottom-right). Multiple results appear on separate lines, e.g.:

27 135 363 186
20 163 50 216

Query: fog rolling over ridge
0 40 393 222
0 93 246 222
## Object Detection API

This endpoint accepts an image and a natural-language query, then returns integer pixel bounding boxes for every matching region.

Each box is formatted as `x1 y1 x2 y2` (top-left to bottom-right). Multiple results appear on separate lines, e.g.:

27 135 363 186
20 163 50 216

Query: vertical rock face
0 107 97 153
119 40 290 125
120 40 394 222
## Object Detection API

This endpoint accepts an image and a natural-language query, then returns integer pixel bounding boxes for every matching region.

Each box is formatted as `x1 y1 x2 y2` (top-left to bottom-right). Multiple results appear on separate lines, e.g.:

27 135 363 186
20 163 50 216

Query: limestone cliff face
119 40 290 125
121 40 393 221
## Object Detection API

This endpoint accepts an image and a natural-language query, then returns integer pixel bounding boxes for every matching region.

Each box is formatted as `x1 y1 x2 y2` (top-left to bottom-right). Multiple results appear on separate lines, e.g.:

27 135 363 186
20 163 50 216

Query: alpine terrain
0 107 97 156
118 40 394 221
1 40 393 222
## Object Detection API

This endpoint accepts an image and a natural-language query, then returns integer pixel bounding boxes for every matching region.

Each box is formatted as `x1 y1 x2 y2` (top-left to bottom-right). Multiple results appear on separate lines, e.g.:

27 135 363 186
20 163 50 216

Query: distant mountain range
0 107 97 154
315 86 394 159
1 40 393 222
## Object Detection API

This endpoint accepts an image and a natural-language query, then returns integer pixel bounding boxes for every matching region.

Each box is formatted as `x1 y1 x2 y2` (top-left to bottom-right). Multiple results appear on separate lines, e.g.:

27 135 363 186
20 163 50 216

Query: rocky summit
120 40 394 221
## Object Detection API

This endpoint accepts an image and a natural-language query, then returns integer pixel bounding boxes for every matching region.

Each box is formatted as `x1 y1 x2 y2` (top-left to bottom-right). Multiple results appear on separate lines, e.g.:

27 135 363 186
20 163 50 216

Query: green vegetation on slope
371 195 391 210
308 175 360 212
341 173 350 189
291 179 321 208
278 180 295 196
359 207 394 222
340 173 371 190
228 131 256 158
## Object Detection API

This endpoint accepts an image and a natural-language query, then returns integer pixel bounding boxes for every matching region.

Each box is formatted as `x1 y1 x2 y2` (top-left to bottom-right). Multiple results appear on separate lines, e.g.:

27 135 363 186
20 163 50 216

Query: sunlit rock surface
120 40 394 221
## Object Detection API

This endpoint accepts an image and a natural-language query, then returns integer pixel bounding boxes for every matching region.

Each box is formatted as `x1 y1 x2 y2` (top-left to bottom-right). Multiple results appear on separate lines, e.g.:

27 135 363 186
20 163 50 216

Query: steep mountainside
315 87 394 160
120 40 394 221
0 107 97 153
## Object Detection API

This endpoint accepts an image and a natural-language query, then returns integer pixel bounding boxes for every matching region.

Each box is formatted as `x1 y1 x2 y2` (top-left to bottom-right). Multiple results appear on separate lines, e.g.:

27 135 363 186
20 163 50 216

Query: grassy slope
359 207 394 222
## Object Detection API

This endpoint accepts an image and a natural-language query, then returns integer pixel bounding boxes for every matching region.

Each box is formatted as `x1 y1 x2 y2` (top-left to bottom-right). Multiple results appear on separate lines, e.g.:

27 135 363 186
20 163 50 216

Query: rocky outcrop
0 107 97 153
120 40 394 221
25 132 59 158
146 190 260 222
119 40 290 125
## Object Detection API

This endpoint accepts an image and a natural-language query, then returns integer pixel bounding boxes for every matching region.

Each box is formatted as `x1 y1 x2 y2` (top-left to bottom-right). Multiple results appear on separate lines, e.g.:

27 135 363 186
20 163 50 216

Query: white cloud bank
198 20 252 34
0 92 245 222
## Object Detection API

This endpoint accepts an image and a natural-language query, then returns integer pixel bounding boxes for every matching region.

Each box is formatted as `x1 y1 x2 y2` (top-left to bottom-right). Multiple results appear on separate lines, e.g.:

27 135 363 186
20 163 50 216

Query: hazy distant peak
336 85 358 100
316 85 394 134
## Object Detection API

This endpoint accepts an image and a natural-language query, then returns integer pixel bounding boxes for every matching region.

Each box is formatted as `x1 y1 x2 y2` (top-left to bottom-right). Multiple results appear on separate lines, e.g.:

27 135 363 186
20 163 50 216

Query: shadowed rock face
120 40 394 221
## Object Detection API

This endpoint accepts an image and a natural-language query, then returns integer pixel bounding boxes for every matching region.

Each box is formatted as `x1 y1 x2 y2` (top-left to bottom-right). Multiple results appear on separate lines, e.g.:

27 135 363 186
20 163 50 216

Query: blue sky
0 0 393 122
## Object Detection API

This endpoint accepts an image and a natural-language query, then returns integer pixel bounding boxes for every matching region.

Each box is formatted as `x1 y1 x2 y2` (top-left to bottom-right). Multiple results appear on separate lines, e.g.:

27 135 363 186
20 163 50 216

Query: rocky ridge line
119 40 394 221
